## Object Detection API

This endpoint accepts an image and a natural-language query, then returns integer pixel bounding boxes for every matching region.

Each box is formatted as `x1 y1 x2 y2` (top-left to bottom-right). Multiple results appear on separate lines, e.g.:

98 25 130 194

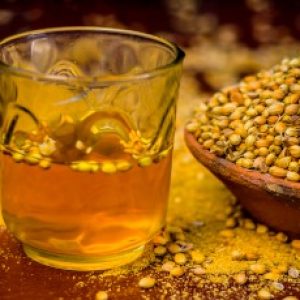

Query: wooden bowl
185 130 300 237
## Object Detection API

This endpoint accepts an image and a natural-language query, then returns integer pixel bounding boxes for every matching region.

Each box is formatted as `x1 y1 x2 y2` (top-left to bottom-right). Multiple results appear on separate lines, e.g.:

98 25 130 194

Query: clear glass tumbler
0 27 184 270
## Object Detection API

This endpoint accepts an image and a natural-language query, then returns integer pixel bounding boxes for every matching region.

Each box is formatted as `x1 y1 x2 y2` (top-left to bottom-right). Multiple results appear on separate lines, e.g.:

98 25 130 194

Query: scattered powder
90 77 300 298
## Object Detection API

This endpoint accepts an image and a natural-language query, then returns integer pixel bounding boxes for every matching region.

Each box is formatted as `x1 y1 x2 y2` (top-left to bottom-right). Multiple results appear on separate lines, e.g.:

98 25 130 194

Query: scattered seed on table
168 243 182 254
170 266 185 277
219 229 235 238
264 272 279 281
95 291 108 300
225 218 237 228
174 253 187 265
154 246 167 256
39 159 51 169
276 232 288 242
190 250 205 264
243 219 256 230
162 261 175 272
257 289 273 299
153 234 169 245
271 282 284 291
256 225 268 234
138 277 156 288
250 263 266 274
231 250 245 261
233 273 248 284
193 266 206 275
288 267 299 279
276 264 288 274
246 251 259 261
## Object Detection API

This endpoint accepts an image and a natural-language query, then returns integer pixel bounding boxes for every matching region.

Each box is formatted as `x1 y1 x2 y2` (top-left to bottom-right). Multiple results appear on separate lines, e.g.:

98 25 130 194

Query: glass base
23 244 145 271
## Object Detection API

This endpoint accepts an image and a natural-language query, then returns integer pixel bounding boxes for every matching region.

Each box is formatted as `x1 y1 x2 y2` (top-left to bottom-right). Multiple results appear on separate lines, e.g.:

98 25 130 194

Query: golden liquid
1 151 171 257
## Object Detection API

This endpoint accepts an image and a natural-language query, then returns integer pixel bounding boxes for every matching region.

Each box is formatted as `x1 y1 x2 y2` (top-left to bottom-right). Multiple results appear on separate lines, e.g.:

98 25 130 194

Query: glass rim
0 26 185 86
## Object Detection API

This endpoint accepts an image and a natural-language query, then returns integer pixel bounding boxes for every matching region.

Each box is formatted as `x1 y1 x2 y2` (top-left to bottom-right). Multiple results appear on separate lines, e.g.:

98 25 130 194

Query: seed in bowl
187 57 300 182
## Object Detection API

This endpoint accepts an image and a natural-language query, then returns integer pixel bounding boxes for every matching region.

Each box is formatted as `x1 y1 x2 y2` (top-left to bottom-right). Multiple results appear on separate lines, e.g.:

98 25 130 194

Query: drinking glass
0 27 184 270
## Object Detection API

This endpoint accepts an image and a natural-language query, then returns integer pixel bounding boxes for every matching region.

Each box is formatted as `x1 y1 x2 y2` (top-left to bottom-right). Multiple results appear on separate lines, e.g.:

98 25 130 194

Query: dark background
1 0 300 46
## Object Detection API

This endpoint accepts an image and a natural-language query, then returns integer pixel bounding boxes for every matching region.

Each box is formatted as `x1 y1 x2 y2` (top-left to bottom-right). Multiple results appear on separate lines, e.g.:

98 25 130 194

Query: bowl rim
184 130 300 198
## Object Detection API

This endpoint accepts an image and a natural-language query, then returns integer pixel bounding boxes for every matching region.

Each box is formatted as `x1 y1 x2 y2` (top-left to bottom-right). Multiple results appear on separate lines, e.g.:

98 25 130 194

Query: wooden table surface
1 227 300 300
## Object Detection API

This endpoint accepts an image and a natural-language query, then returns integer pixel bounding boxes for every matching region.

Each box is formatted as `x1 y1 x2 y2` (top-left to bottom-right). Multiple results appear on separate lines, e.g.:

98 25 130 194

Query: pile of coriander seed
186 57 300 182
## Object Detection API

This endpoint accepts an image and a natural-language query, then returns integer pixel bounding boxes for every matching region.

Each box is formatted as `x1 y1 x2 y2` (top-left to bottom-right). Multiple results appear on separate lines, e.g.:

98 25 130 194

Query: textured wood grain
1 222 300 299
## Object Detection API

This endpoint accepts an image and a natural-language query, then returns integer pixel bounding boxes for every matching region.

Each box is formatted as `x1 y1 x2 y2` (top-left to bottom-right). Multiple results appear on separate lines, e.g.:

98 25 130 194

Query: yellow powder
93 76 300 289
